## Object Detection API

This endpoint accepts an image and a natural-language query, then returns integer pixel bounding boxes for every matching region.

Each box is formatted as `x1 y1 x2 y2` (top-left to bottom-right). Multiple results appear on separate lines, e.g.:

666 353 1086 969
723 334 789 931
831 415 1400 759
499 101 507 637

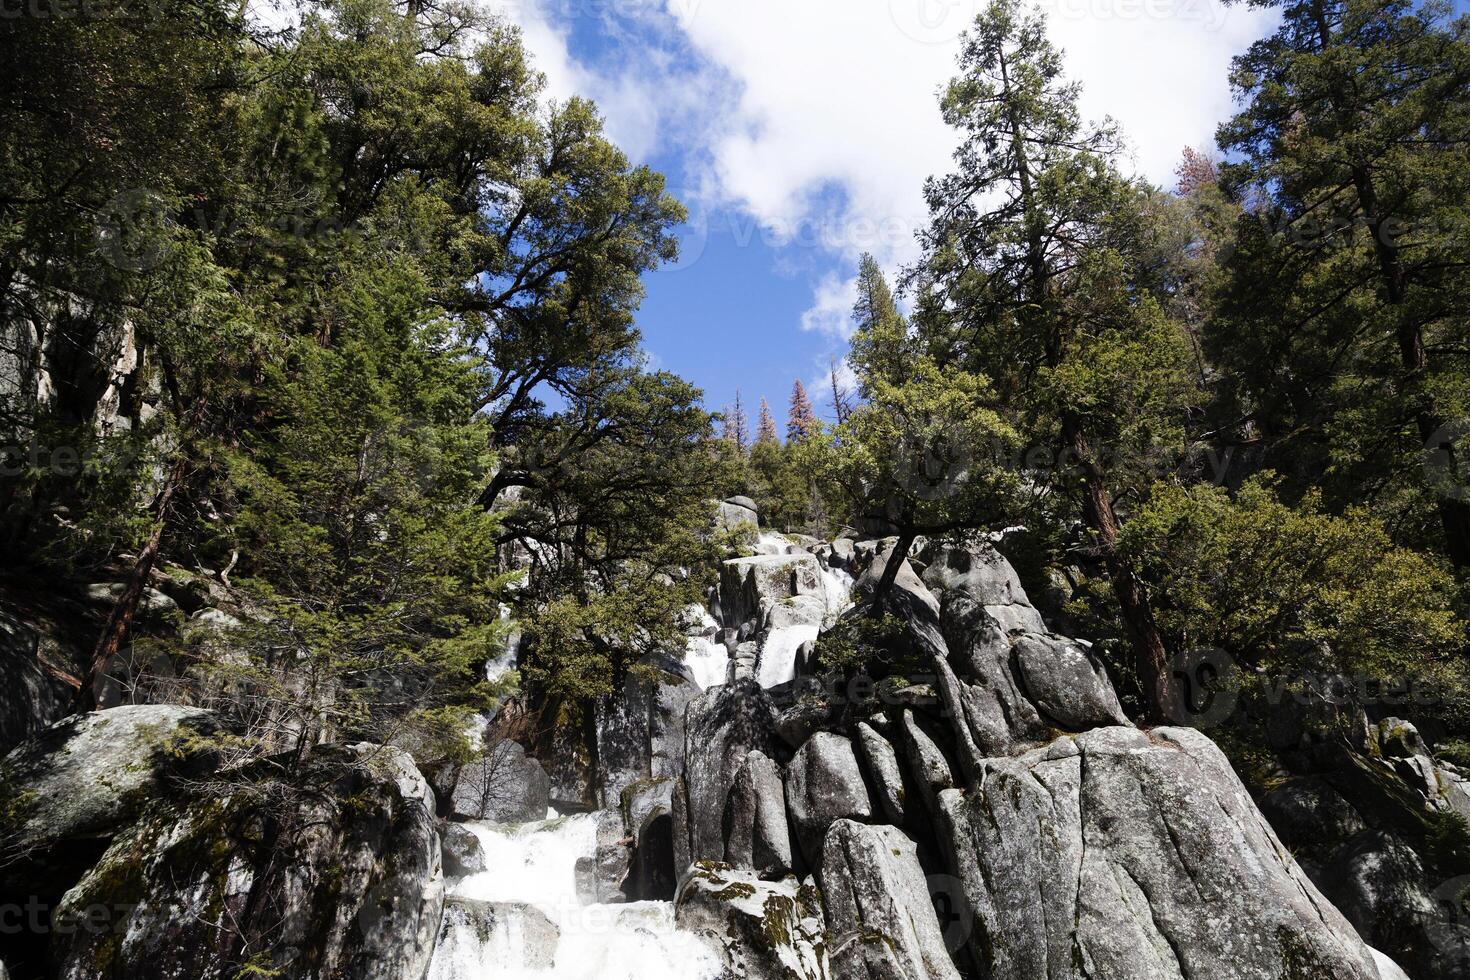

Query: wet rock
576 809 632 904
442 823 487 877
820 820 961 980
723 749 794 877
428 899 558 976
623 777 677 900
675 863 828 980
785 731 872 868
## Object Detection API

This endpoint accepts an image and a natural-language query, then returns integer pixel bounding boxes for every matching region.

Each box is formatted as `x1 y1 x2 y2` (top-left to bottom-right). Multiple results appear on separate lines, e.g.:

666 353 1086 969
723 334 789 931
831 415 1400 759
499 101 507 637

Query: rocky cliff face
1 502 1459 980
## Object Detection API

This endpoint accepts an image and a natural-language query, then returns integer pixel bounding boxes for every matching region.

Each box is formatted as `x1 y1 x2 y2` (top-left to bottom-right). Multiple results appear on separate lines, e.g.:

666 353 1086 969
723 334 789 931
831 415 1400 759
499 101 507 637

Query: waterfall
429 814 724 980
756 623 820 688
682 603 730 691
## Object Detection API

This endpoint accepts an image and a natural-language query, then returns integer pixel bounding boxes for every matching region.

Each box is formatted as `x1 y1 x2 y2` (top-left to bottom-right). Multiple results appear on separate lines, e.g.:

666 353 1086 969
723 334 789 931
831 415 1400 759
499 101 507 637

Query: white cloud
481 0 1275 367
799 271 860 340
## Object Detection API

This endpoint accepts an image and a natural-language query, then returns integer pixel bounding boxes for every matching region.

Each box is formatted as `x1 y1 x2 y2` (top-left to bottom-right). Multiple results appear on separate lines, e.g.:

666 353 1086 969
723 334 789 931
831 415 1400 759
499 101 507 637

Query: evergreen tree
1216 0 1470 566
757 397 779 444
918 0 1202 718
726 390 750 452
788 380 819 442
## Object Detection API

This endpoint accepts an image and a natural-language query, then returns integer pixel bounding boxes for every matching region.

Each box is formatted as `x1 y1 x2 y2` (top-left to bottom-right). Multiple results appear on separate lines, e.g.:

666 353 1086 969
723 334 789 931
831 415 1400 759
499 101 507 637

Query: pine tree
849 253 909 391
829 357 854 424
788 380 818 442
757 397 778 444
1174 145 1217 196
726 390 750 452
1216 0 1470 567
919 0 1201 719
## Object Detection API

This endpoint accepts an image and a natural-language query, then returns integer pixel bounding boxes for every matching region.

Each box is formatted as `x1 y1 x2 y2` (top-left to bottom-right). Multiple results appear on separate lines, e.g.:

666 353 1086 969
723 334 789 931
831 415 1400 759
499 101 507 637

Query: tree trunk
870 529 916 613
1067 419 1172 721
76 450 190 712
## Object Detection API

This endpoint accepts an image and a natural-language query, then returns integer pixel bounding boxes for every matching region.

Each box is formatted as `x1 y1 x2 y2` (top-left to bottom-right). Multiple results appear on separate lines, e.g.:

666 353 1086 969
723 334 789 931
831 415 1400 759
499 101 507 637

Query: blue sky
249 0 1284 421
493 0 1283 422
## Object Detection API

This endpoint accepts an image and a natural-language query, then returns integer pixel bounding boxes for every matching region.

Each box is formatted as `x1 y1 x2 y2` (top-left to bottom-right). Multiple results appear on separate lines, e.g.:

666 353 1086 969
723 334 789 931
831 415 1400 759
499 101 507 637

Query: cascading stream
428 814 724 980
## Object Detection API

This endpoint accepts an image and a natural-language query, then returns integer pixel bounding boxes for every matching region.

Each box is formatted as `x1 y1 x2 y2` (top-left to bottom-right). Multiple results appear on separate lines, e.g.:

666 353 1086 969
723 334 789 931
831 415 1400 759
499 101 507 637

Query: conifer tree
918 0 1201 719
757 398 779 444
788 380 819 442
726 390 750 452
1216 0 1470 567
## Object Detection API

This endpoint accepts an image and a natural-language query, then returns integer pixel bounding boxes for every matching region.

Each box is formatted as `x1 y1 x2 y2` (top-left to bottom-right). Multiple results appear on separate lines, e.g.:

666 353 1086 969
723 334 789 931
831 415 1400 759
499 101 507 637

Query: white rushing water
756 623 820 688
430 815 723 980
682 603 730 691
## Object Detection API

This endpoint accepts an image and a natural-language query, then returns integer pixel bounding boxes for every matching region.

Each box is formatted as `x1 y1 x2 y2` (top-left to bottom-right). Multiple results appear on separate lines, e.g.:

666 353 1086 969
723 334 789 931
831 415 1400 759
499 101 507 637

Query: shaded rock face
724 749 794 877
449 739 550 822
678 680 781 866
820 820 960 980
784 731 872 869
0 704 221 903
51 743 444 980
675 863 828 980
627 799 679 901
938 726 1385 980
0 602 86 753
1252 721 1470 979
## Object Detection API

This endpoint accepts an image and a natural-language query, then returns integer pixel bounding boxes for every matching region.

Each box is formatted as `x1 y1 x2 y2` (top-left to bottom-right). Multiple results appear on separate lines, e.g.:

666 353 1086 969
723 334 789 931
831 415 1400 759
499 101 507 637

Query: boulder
442 822 487 877
1317 831 1469 980
450 738 550 822
675 863 828 980
679 680 781 865
1011 632 1129 730
723 749 794 876
717 496 761 532
52 743 444 980
427 899 558 977
785 731 872 867
920 540 1046 635
936 726 1388 979
720 554 824 631
0 704 221 896
575 809 632 905
820 820 961 980
856 722 906 825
